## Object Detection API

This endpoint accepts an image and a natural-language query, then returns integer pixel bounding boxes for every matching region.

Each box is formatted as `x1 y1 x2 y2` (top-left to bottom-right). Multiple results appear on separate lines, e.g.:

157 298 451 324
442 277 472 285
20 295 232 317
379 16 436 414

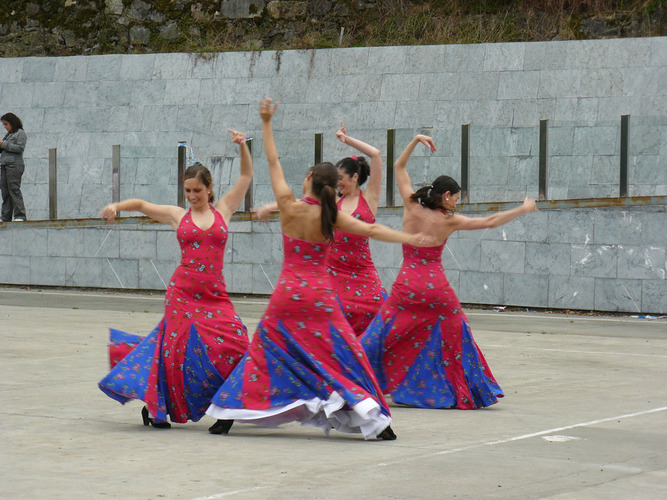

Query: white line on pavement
188 486 269 500
484 344 667 358
377 406 667 467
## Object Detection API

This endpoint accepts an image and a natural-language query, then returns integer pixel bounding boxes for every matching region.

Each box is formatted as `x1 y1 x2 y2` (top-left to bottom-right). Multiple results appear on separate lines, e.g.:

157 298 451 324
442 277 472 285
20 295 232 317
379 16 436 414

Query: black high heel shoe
208 419 234 435
378 425 397 440
141 406 171 429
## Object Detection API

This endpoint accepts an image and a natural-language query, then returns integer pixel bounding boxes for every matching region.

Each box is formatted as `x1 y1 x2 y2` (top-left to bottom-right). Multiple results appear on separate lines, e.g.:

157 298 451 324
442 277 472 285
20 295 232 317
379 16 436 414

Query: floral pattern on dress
328 192 387 335
361 242 503 409
99 206 249 423
208 233 391 436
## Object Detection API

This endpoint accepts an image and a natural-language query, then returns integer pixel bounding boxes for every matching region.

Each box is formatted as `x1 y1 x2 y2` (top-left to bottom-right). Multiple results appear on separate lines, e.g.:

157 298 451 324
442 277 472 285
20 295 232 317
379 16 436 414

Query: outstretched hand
228 129 247 144
335 121 348 143
522 196 538 213
251 204 275 225
259 98 278 121
415 134 437 153
99 204 118 223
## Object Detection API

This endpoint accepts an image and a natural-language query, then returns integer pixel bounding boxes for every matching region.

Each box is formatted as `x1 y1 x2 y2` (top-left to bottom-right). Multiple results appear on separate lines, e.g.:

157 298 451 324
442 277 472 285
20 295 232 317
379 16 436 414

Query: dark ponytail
320 185 337 240
335 156 370 186
310 162 338 241
410 175 460 211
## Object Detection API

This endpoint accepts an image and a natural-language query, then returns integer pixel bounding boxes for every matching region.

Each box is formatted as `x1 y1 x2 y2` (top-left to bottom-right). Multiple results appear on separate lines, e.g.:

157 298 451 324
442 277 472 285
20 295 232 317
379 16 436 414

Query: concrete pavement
1 287 666 499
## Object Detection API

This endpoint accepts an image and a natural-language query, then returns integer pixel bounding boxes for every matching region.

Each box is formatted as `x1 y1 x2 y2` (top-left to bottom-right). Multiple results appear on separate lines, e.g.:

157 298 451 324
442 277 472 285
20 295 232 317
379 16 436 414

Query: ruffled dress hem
206 391 391 440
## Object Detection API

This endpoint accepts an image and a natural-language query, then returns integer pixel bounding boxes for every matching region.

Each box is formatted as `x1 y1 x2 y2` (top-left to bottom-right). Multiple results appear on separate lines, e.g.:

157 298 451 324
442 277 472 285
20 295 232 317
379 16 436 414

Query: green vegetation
0 0 663 56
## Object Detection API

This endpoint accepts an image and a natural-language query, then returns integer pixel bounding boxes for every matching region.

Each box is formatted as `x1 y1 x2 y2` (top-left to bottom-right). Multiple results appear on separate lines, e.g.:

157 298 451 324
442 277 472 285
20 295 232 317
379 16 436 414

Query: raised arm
216 129 254 223
336 122 382 214
394 135 436 204
260 98 294 207
98 199 185 229
335 212 434 246
449 197 538 231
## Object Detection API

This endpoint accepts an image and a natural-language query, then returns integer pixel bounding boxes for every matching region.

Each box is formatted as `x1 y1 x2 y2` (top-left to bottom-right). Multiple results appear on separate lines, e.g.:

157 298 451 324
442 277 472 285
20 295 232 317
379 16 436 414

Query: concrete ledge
1 197 665 314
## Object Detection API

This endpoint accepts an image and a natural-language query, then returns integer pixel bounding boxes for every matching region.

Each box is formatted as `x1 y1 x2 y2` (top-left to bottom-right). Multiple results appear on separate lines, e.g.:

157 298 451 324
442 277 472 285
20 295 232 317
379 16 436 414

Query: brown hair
410 175 461 211
1 113 23 133
335 155 370 186
310 162 338 241
184 163 214 203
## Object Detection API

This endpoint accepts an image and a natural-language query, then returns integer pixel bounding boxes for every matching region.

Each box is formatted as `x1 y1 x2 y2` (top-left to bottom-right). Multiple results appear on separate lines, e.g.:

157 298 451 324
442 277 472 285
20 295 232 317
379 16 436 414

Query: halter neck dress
207 197 392 438
361 241 503 409
99 206 249 423
328 192 387 335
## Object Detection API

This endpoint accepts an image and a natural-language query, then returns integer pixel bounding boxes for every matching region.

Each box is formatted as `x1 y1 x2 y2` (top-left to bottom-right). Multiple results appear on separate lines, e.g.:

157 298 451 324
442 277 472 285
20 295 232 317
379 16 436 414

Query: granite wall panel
548 275 595 310
594 278 643 312
0 38 664 313
641 279 667 314
459 271 504 305
0 203 664 313
504 273 549 308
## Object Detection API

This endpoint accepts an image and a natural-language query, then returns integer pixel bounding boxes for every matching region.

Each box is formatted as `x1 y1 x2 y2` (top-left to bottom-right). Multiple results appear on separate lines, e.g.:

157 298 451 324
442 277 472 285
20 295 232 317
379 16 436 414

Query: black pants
0 163 26 221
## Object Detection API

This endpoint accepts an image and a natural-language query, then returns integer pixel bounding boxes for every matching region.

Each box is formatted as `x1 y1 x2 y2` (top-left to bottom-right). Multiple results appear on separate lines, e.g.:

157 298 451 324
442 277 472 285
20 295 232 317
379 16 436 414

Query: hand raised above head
228 129 247 144
335 121 348 143
415 134 437 153
259 98 278 121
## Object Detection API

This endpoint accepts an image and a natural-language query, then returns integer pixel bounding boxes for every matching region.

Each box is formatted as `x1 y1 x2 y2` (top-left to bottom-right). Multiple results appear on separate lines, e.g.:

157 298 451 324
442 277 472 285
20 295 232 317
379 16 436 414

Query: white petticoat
206 390 391 440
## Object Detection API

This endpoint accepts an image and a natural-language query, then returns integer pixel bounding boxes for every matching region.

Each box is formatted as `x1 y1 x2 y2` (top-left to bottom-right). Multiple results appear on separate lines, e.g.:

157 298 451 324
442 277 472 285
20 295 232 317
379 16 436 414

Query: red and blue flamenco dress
207 231 392 439
327 192 387 336
99 207 249 423
361 242 503 409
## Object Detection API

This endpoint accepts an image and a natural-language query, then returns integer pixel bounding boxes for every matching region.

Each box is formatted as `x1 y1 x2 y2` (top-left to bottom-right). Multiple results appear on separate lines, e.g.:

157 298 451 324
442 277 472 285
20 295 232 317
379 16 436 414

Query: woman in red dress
327 123 387 335
206 100 432 439
98 129 252 428
252 125 388 336
361 134 538 409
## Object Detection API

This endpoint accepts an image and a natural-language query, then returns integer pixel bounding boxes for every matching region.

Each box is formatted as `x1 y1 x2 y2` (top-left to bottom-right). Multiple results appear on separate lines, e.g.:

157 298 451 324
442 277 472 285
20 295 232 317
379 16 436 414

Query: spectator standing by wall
0 113 27 222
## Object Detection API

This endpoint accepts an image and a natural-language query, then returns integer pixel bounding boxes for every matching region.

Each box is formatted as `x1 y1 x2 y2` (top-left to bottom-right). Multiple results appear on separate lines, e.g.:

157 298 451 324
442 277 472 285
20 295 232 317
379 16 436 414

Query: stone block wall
0 38 665 313
0 37 664 220
0 203 665 314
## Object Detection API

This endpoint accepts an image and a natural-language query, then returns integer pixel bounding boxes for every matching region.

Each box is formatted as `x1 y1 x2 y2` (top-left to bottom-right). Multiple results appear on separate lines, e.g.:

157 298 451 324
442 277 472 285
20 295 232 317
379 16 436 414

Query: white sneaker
13 218 25 222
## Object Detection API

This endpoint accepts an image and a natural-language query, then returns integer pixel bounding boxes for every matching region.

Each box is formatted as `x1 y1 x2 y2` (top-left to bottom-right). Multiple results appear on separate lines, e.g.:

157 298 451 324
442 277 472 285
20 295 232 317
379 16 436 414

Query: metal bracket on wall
112 144 121 215
177 143 186 209
620 115 630 198
539 119 548 201
49 148 57 220
243 139 253 212
314 133 323 166
461 124 470 204
386 128 395 207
